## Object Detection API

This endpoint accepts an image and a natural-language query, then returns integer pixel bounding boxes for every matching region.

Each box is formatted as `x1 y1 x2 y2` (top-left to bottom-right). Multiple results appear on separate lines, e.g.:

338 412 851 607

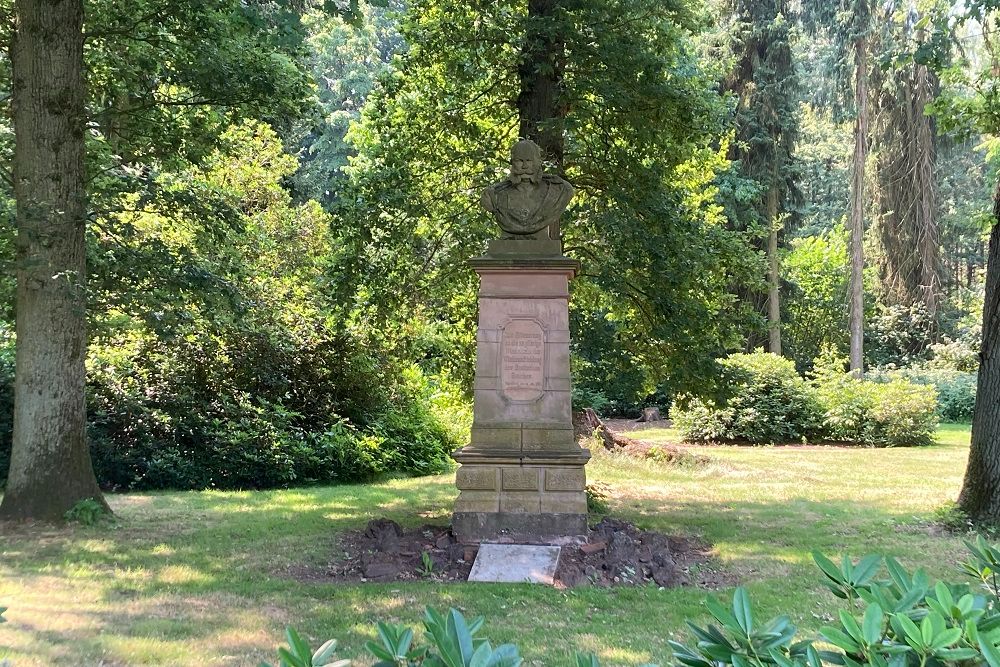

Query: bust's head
509 139 542 182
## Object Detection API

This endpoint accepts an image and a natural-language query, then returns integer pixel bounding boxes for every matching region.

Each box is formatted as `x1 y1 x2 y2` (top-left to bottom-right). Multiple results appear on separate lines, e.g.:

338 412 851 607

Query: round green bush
889 368 976 423
815 376 938 447
676 351 940 447
675 352 823 444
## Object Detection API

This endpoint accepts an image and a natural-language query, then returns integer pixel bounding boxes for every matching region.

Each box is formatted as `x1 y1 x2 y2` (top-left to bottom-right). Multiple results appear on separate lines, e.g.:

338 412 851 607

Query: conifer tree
801 0 872 375
723 0 799 355
870 11 941 325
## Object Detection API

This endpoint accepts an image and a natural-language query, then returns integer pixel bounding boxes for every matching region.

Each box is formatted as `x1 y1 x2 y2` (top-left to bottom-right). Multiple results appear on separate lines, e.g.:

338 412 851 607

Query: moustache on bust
507 172 541 185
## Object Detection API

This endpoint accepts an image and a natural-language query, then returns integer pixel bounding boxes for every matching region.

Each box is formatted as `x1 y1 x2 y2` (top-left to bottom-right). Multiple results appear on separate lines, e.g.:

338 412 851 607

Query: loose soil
325 517 720 589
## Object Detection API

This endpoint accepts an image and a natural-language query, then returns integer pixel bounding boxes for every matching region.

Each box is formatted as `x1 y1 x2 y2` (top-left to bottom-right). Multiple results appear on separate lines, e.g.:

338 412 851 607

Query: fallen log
581 408 644 450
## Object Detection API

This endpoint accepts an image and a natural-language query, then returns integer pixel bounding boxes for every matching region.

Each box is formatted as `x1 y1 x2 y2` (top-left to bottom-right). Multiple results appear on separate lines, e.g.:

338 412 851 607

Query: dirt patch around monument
321 517 723 589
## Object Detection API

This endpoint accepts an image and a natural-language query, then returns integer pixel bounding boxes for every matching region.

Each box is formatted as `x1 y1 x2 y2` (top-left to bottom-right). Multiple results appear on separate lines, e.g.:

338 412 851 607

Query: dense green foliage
337 0 760 405
672 543 1000 667
782 228 849 371
0 1 470 492
813 368 939 448
674 352 938 446
873 368 977 424
2 0 996 491
1 123 460 491
673 353 822 443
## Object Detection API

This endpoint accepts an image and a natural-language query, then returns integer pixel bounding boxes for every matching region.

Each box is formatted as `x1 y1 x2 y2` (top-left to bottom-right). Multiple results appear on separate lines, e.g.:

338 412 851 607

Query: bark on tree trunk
767 186 781 355
849 37 868 378
958 176 1000 522
913 57 939 327
517 0 566 240
0 0 108 521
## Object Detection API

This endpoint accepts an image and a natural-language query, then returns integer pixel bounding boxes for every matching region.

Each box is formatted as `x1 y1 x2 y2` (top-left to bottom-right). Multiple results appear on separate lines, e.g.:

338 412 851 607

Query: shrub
675 352 938 447
264 607 523 667
814 372 938 447
877 368 977 423
674 352 823 444
865 303 936 368
671 544 1000 667
927 337 980 372
266 538 1000 667
1 332 460 491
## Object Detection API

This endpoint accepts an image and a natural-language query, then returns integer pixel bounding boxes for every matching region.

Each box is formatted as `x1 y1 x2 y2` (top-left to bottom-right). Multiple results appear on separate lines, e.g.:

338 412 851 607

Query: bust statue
481 139 574 240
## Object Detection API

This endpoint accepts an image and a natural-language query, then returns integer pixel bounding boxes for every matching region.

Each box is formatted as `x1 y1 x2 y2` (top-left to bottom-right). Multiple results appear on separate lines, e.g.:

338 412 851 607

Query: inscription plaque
500 319 545 401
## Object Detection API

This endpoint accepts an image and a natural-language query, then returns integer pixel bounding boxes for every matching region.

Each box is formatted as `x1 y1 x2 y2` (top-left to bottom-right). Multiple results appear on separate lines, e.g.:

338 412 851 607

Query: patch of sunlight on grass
98 635 192 664
936 422 972 446
598 646 657 664
157 565 212 585
630 426 682 442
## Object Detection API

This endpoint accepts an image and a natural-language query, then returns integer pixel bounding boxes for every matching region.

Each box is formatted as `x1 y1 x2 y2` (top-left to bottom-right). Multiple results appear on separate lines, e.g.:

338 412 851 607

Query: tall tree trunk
767 186 781 355
517 0 566 239
849 36 868 377
914 61 939 325
0 0 108 521
958 176 1000 521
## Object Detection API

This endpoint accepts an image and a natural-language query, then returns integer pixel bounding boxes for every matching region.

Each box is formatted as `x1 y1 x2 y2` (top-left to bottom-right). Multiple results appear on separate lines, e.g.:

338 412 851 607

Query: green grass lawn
0 424 977 666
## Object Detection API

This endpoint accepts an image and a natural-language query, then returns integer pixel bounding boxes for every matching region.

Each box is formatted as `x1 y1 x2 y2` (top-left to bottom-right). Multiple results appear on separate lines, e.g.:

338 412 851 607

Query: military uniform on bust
480 139 574 241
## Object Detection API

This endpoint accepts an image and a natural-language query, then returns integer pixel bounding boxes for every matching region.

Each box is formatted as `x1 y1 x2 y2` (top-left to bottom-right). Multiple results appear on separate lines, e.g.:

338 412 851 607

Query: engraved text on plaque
500 319 545 401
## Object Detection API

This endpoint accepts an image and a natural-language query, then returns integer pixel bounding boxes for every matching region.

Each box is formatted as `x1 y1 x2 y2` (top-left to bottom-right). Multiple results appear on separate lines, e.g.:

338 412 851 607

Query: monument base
451 448 589 543
453 511 587 544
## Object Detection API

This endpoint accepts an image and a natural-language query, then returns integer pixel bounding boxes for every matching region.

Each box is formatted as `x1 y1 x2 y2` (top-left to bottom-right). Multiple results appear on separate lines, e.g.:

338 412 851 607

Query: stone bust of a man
480 139 574 240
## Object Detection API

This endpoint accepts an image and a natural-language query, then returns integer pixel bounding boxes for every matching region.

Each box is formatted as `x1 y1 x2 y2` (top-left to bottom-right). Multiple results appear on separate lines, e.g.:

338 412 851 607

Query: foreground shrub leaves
264 538 1000 667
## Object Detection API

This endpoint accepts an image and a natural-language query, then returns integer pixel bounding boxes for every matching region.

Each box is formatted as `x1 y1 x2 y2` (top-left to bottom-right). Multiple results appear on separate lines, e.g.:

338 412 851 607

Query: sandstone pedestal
452 239 590 543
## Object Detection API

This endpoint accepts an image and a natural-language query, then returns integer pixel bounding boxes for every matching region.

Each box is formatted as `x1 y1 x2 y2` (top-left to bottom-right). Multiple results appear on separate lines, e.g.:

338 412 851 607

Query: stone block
477 328 500 343
500 492 541 513
544 467 586 491
470 425 521 448
502 467 540 490
478 273 569 299
477 300 570 331
540 491 587 514
542 377 571 391
468 544 561 584
473 390 570 425
452 512 588 543
545 329 571 344
474 376 499 391
454 491 500 513
456 466 499 491
485 239 564 256
522 427 576 451
545 343 571 378
475 342 499 377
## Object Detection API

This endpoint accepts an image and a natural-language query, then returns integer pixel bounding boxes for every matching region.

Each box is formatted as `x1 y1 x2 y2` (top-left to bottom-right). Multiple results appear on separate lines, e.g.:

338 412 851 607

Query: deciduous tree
340 0 758 399
0 0 107 520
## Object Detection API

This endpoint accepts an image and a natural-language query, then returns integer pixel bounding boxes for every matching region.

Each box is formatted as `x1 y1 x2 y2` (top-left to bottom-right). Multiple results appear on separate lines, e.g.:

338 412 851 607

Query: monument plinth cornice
468 255 581 277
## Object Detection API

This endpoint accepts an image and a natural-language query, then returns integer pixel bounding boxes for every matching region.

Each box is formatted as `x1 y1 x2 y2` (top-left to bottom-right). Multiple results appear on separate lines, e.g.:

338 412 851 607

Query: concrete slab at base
468 543 561 584
453 511 587 544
